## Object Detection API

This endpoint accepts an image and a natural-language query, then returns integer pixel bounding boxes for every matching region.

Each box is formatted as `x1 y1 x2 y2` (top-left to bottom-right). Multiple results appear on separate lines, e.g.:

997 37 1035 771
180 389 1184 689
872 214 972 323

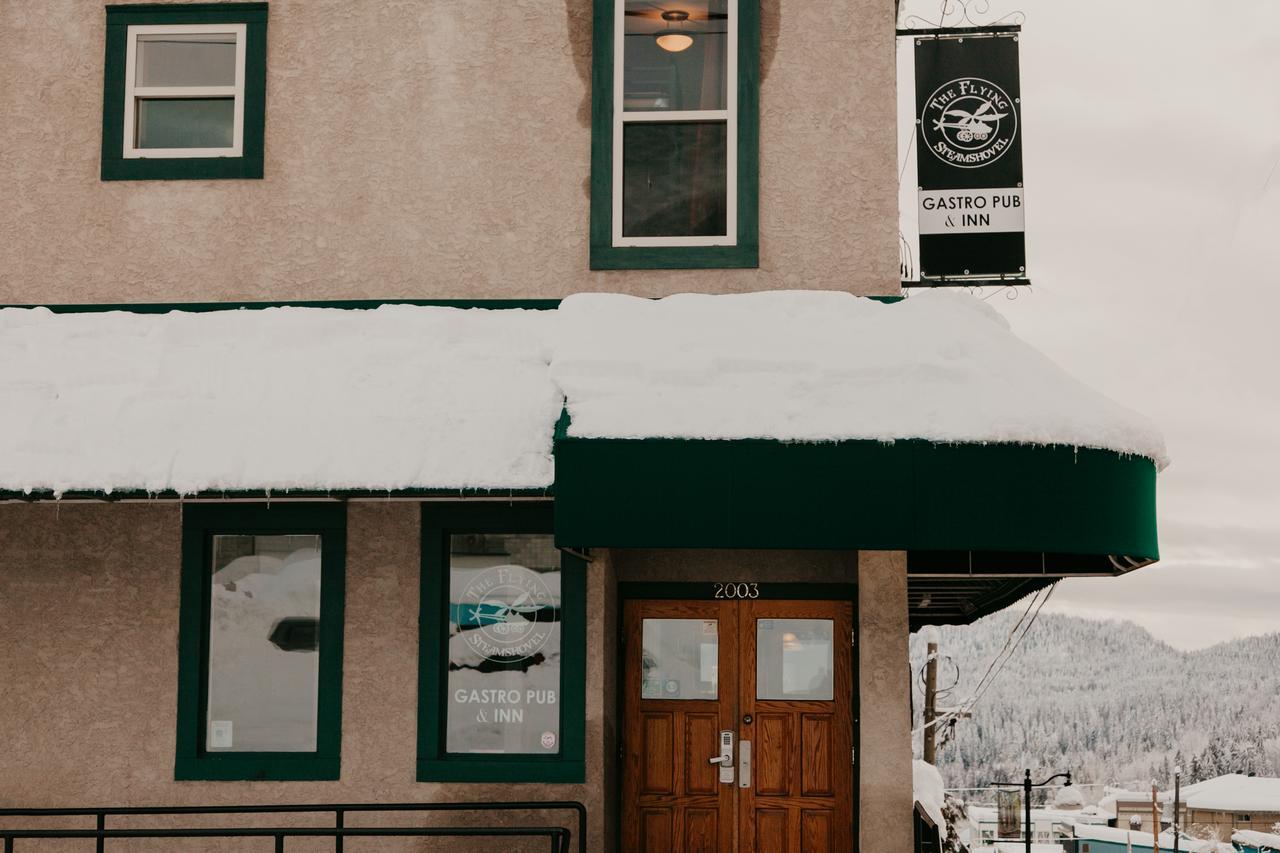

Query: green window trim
589 0 760 270
417 503 587 783
175 502 345 781
102 3 268 181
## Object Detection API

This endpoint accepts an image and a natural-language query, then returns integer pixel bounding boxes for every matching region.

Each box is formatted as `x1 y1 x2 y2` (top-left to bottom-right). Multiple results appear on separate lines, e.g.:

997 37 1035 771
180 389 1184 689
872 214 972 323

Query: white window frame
611 0 737 248
122 23 247 159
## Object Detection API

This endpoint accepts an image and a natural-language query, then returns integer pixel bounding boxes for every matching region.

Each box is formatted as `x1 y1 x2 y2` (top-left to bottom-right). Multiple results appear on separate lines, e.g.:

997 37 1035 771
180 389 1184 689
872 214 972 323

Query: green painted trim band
552 437 1159 561
0 299 563 314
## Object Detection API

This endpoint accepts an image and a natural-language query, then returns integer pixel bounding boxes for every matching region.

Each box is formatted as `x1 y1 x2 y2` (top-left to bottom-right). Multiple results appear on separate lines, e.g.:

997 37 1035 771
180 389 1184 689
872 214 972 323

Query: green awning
553 436 1158 573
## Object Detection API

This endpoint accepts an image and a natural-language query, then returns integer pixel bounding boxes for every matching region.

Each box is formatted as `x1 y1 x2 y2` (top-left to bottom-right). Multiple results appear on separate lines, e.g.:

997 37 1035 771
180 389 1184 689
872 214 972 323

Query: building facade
0 3 1163 852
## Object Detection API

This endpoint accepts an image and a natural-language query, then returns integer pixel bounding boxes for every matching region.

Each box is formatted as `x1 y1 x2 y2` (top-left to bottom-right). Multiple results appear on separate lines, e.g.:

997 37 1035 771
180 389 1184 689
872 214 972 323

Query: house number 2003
713 583 760 599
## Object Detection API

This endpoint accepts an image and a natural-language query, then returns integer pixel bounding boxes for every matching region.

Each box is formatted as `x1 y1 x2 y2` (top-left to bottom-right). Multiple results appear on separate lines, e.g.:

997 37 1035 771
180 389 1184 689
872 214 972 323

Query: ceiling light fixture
655 10 693 53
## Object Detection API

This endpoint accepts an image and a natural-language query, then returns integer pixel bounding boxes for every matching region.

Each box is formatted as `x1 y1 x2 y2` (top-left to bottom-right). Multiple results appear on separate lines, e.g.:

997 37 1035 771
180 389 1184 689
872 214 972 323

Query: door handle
708 755 730 765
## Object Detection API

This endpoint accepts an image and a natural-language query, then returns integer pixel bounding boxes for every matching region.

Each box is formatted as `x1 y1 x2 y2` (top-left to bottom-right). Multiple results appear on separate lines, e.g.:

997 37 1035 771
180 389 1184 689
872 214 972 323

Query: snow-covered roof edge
0 292 1167 495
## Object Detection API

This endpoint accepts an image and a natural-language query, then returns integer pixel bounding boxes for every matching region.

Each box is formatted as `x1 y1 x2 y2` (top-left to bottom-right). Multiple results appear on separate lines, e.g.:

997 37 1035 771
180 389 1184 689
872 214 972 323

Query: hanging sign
914 32 1026 278
997 789 1021 839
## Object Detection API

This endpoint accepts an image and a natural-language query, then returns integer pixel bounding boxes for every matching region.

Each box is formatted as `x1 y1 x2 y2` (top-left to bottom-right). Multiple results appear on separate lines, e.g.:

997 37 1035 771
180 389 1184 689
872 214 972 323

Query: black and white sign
914 33 1026 278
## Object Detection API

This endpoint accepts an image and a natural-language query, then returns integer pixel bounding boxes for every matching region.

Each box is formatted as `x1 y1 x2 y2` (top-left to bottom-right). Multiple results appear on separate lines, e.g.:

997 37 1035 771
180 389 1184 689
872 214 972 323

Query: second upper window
591 0 759 269
102 3 267 181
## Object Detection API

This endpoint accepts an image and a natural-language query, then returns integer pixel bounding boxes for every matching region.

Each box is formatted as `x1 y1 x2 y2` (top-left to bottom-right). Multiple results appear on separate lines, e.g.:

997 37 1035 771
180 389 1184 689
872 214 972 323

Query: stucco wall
0 0 898 303
857 549 913 853
0 500 607 851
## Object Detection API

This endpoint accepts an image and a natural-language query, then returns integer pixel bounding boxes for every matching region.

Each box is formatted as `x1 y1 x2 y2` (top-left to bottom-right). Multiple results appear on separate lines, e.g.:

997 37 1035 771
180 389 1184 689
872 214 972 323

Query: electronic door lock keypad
710 730 735 784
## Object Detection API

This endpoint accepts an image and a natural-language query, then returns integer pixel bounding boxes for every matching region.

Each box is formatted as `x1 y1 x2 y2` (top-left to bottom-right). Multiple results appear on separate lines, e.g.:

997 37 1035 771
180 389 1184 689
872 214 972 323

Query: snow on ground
0 292 1167 494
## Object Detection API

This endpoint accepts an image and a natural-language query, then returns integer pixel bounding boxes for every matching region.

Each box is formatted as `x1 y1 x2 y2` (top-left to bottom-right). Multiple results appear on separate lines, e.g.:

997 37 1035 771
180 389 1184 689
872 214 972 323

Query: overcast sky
896 1 1280 650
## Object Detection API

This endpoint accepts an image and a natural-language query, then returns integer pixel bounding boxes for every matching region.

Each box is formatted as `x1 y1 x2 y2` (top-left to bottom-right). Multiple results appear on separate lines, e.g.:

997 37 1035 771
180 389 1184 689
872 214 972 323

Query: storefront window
207 534 322 752
418 504 585 783
175 503 345 781
446 533 562 755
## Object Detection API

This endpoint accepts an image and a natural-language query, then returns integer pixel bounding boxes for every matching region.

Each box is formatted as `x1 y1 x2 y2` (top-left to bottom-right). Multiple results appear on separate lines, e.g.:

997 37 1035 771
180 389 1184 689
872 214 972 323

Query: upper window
417 504 586 783
175 503 345 780
102 4 267 181
590 0 759 269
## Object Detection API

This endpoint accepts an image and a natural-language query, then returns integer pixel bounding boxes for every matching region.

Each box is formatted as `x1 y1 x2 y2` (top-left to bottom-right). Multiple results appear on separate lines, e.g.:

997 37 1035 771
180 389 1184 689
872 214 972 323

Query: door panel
622 597 854 853
622 600 737 853
739 600 854 853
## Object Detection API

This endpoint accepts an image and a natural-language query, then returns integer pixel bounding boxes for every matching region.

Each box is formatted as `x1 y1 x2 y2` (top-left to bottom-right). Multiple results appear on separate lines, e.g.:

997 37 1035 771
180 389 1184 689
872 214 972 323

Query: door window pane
756 619 834 700
137 98 234 149
447 534 562 754
137 32 237 87
622 121 727 237
623 0 728 111
207 535 322 752
641 618 719 700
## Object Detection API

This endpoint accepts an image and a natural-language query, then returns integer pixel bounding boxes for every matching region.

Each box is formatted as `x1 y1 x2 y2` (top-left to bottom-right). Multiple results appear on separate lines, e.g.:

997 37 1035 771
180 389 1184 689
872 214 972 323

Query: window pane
207 534 322 753
136 98 234 149
447 534 562 755
756 619 834 700
641 618 718 700
623 121 727 237
623 0 728 111
137 32 237 87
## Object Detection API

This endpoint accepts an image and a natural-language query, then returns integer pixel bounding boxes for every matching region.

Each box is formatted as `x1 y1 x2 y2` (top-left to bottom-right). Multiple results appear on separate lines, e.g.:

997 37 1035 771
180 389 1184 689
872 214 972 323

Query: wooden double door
621 597 855 853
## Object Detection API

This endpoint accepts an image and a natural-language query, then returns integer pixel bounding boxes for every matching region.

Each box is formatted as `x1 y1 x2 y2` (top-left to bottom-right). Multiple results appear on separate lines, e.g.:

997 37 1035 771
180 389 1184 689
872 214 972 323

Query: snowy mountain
909 609 1280 799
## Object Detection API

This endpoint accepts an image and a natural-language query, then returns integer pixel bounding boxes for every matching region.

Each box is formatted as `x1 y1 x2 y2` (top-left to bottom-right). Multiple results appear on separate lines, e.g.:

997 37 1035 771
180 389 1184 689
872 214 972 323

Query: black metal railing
0 800 586 853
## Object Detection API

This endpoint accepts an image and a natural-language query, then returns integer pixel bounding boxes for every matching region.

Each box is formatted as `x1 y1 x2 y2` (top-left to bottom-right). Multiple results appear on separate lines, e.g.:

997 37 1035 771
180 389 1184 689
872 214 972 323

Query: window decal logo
459 565 555 663
920 77 1018 169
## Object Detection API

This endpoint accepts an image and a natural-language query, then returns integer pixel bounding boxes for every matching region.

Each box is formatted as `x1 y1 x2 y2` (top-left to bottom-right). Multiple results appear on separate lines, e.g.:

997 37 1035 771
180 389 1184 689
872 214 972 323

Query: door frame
615 582 860 852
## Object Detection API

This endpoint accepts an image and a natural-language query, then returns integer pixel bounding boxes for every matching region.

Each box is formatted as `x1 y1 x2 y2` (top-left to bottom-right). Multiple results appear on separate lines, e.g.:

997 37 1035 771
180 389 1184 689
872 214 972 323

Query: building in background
0 2 1163 851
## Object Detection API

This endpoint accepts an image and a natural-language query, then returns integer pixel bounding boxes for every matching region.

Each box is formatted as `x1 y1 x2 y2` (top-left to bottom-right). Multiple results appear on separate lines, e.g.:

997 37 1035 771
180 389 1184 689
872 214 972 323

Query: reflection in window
641 618 719 700
756 619 834 700
207 534 322 752
138 99 235 149
623 1 727 111
447 534 562 754
623 121 727 237
136 32 237 87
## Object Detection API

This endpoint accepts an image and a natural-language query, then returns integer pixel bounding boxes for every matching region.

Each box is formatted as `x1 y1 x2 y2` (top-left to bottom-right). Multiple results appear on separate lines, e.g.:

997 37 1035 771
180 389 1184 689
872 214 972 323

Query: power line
913 583 1057 738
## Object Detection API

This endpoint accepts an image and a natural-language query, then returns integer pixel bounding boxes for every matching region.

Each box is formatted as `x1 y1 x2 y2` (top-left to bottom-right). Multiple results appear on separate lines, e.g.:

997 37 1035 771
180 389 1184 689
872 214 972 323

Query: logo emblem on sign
460 565 554 663
920 77 1018 169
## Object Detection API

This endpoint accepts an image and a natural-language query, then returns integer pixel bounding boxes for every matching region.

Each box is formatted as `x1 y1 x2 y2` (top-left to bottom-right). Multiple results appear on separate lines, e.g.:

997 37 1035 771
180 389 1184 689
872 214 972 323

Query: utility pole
1173 766 1182 853
923 639 938 765
1152 781 1160 853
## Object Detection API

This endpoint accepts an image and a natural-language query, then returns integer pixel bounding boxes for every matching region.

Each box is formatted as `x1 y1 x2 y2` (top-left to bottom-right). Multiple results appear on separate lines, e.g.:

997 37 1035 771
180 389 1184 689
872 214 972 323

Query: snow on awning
0 305 561 495
552 291 1166 462
0 290 1165 558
